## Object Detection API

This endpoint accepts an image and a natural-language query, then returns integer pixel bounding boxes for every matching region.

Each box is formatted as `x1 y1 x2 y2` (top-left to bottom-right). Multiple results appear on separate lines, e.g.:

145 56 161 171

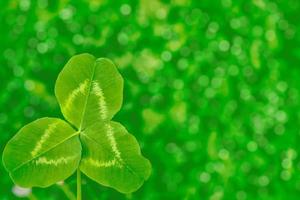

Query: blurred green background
1 0 300 199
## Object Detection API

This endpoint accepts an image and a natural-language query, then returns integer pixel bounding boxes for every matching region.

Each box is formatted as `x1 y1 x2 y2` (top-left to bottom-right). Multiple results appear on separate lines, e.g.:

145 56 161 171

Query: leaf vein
12 131 80 172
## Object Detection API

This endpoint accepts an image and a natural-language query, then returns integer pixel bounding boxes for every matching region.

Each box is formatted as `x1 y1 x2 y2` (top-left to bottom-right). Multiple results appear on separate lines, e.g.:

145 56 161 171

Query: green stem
59 183 76 200
77 169 81 200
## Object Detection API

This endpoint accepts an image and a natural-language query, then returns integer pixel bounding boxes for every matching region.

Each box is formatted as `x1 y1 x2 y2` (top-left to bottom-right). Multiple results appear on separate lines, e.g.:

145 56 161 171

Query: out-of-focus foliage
0 0 300 199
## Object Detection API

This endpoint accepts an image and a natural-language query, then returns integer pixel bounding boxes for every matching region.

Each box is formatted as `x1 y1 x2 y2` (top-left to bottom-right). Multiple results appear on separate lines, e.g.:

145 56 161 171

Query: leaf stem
59 182 76 200
77 169 81 200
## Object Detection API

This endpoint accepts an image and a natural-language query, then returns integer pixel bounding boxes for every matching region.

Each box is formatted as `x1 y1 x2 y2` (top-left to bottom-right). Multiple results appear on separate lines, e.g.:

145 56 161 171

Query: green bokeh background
1 0 300 199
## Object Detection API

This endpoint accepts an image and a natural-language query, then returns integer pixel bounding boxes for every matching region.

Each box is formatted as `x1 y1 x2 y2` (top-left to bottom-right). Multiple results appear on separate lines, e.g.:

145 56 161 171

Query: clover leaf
2 53 151 197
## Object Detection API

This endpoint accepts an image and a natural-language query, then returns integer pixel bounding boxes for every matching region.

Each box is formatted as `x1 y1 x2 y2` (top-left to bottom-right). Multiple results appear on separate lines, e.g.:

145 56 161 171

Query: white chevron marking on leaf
91 82 123 166
64 79 89 111
92 81 108 120
31 122 59 157
34 155 77 166
84 158 122 168
106 124 122 160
